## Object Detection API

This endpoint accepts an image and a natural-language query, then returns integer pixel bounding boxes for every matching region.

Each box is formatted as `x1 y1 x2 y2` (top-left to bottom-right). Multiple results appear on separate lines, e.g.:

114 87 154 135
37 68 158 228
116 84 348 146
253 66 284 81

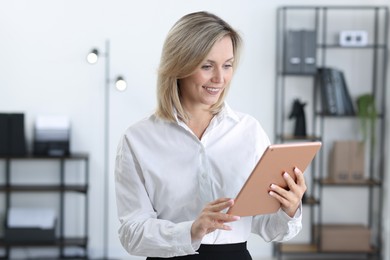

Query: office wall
0 0 389 259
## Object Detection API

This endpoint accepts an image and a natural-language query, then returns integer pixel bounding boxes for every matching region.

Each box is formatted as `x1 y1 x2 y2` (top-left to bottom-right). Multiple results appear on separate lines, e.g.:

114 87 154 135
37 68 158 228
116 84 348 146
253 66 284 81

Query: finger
269 186 299 209
196 213 237 233
294 167 306 186
209 197 232 205
207 199 234 212
212 212 240 223
208 213 240 230
269 189 289 206
269 183 291 200
282 172 297 191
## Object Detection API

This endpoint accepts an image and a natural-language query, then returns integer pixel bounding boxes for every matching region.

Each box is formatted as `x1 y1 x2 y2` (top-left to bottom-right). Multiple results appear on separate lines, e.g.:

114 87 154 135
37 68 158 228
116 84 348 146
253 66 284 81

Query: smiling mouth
203 86 221 94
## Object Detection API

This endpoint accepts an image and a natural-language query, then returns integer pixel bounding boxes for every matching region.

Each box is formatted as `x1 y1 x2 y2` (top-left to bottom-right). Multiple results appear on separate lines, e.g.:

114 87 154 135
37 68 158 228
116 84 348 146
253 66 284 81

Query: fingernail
294 167 299 173
283 172 289 178
232 216 240 221
270 184 276 189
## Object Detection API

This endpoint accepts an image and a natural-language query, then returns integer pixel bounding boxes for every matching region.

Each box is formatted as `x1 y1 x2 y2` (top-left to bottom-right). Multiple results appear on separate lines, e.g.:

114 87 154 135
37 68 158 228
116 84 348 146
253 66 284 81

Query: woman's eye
223 64 233 69
201 65 212 70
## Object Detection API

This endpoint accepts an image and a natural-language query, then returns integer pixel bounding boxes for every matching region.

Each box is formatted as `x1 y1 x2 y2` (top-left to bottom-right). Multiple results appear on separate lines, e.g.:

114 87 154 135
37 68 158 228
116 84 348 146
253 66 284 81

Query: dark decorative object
0 113 27 156
289 99 307 137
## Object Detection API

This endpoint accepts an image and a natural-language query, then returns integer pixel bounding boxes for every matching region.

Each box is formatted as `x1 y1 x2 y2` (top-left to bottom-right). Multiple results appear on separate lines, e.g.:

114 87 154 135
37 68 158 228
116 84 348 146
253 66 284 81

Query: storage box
4 208 56 243
33 115 70 156
283 30 317 74
4 225 56 244
329 141 365 182
316 225 371 252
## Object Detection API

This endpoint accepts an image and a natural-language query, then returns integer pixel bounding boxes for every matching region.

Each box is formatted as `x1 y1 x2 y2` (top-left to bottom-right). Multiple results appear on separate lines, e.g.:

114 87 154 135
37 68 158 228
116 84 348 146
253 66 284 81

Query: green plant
356 93 377 145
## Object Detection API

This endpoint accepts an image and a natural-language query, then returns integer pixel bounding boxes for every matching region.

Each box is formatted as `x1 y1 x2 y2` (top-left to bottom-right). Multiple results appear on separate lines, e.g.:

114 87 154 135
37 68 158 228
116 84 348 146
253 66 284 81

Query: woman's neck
184 105 213 140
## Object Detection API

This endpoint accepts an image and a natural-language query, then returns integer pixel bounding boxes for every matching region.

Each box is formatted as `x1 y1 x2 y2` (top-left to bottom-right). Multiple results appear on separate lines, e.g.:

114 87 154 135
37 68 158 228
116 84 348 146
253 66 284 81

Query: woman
115 11 306 259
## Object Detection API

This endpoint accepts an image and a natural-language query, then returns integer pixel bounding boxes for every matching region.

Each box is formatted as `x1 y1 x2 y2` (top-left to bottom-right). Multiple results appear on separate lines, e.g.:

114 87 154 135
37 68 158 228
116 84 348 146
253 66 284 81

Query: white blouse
115 103 302 258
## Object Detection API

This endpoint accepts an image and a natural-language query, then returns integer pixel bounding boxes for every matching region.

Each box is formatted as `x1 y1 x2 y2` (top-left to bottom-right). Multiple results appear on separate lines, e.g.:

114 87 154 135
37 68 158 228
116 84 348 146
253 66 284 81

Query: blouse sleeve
114 134 200 257
251 204 303 242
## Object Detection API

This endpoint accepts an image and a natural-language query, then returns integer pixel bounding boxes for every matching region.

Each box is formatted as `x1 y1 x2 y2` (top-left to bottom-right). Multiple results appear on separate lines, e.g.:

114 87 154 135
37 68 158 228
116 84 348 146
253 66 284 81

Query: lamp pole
103 39 110 259
87 39 126 259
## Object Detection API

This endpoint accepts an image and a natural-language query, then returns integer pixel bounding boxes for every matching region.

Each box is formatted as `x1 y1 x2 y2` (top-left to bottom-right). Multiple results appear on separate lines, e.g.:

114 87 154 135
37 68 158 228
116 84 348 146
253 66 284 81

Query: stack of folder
317 68 355 116
0 113 26 156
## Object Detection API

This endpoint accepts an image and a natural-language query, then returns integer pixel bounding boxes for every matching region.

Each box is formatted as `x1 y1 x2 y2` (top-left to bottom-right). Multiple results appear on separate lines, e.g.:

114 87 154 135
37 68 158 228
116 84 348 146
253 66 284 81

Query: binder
317 68 355 116
10 114 27 156
0 113 27 156
284 30 302 74
317 68 338 115
302 30 317 74
284 30 317 74
0 114 8 156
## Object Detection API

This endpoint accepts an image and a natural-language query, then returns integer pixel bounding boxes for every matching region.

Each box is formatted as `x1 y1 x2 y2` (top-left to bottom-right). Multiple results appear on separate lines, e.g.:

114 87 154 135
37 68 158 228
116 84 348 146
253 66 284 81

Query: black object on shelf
4 224 56 244
4 208 57 244
33 116 70 157
316 68 355 116
288 99 307 137
0 113 27 156
33 140 70 157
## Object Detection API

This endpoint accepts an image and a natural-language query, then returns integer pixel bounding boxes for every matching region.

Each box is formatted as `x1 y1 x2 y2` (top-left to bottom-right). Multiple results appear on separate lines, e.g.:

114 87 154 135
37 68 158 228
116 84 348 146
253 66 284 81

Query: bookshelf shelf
0 154 89 259
318 178 381 186
317 44 387 49
274 5 388 260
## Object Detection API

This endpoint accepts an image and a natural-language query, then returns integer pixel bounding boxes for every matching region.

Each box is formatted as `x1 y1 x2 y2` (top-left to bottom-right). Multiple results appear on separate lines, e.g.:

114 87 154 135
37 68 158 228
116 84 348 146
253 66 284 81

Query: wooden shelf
278 243 377 254
279 135 322 142
0 237 87 247
0 184 88 193
278 243 318 253
318 178 381 186
303 196 319 205
0 153 89 160
317 44 387 49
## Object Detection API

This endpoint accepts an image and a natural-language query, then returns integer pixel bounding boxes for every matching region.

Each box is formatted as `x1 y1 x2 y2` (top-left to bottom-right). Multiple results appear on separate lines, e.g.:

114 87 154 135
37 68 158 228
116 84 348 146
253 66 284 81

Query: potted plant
356 93 377 145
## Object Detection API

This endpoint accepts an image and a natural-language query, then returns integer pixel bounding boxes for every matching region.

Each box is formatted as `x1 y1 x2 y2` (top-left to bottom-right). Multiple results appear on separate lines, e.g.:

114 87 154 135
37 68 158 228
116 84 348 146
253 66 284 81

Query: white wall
0 0 389 259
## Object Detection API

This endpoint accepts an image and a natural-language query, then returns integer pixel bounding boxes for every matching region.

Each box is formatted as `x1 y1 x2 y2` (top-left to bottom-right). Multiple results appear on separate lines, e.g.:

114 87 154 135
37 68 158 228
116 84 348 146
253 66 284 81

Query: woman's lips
203 86 222 95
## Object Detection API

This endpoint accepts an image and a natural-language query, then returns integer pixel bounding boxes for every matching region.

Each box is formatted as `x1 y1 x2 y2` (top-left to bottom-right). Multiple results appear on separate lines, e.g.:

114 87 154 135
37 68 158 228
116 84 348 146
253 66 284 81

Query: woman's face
179 35 234 110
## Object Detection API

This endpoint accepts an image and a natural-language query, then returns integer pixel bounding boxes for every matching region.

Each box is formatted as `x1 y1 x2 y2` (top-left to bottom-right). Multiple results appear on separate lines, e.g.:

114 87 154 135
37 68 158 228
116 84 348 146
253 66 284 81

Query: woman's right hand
191 198 241 242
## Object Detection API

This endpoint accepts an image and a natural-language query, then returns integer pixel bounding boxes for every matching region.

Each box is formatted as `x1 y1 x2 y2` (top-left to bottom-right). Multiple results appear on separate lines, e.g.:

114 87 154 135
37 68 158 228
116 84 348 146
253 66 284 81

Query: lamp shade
115 76 127 91
87 49 99 64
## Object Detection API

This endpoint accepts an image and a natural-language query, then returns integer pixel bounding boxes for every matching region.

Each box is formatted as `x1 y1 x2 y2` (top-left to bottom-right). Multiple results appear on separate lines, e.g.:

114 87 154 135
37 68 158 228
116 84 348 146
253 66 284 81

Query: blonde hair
155 11 242 122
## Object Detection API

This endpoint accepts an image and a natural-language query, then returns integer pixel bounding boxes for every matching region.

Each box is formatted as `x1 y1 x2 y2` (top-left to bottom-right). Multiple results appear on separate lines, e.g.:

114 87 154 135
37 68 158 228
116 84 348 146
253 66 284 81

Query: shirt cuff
277 202 302 220
173 220 200 255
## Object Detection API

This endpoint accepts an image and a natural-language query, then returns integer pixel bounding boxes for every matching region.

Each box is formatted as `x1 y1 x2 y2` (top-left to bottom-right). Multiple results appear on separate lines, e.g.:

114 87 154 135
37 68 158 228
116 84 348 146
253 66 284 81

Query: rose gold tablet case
227 142 321 217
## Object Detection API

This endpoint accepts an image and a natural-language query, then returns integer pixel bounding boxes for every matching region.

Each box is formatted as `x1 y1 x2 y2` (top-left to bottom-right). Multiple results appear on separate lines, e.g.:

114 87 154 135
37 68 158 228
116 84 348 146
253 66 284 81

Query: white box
339 30 368 47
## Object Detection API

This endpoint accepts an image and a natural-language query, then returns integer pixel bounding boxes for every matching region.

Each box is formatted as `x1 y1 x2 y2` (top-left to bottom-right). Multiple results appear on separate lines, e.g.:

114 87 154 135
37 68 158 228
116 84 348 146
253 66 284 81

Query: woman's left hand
268 167 306 217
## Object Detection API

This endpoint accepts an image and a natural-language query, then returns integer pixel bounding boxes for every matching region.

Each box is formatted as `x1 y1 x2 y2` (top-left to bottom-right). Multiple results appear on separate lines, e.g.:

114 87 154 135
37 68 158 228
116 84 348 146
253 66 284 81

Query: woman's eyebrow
205 57 235 63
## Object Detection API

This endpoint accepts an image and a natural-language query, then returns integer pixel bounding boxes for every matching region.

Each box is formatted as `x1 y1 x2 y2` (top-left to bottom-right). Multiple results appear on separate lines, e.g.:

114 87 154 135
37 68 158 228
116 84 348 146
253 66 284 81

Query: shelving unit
0 153 89 259
274 6 388 260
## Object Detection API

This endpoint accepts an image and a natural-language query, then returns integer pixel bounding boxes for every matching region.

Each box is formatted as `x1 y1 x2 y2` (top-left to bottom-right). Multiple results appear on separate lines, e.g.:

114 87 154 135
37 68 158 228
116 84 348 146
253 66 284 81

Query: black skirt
146 242 252 260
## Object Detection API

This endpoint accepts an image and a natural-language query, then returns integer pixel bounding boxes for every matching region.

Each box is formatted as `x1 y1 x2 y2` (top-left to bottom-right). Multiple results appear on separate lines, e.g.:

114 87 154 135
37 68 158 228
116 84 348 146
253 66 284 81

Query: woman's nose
211 68 224 83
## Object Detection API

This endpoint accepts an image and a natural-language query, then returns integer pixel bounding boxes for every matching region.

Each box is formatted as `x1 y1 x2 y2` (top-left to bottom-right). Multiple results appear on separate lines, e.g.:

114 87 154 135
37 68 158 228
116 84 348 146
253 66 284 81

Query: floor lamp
87 40 127 259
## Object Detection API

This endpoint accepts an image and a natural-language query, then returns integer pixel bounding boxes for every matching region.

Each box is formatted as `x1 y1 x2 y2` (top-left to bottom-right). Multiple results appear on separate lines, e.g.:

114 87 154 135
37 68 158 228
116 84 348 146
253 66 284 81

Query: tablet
227 141 321 217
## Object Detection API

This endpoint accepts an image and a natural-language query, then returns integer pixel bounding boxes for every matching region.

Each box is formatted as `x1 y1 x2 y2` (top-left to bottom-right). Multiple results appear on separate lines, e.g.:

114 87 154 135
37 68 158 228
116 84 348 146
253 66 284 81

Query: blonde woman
115 11 305 260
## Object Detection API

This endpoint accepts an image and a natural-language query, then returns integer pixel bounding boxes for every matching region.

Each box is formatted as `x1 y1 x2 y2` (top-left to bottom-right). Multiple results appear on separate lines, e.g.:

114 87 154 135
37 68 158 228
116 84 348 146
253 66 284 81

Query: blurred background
0 0 389 259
